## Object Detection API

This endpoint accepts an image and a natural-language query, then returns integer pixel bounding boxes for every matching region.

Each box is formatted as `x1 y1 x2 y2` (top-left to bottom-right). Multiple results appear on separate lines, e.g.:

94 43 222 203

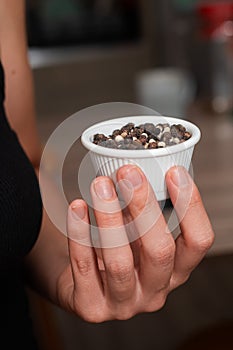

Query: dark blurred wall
26 0 141 47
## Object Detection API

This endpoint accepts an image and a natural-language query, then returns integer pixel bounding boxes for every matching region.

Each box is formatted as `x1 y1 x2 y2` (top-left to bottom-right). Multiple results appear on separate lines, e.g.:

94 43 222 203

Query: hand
58 165 214 322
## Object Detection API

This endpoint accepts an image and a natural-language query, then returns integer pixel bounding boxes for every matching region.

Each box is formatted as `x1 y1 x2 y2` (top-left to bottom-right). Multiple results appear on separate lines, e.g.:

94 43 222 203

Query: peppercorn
92 121 192 150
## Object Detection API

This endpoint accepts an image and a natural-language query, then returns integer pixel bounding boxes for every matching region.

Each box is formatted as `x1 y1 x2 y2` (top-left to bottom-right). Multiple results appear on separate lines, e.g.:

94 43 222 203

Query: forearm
25 207 70 305
0 0 71 308
24 167 71 305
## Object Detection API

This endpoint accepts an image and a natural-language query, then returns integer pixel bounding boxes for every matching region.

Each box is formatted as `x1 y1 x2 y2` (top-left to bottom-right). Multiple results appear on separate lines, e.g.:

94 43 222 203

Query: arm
0 0 42 167
0 0 69 303
0 0 214 321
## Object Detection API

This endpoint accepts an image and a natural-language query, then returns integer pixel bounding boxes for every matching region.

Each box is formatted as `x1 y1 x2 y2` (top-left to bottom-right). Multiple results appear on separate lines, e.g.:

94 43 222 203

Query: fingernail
94 178 114 200
170 166 191 188
71 204 86 220
124 166 143 189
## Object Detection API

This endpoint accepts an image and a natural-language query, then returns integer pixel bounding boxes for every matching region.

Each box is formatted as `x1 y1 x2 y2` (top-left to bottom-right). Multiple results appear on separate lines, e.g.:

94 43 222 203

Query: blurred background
25 0 233 349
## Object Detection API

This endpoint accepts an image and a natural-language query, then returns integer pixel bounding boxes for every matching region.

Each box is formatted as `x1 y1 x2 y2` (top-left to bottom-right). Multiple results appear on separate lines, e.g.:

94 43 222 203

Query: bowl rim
81 115 201 159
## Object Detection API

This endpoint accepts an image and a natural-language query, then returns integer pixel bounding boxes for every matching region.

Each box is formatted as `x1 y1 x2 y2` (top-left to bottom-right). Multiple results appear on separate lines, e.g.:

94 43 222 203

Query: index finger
90 176 136 304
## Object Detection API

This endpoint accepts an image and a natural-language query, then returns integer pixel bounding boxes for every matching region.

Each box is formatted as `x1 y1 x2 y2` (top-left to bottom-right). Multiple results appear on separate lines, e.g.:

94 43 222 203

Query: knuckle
99 213 121 228
135 193 154 215
144 292 167 312
114 308 135 321
170 273 190 290
177 274 190 287
188 229 215 254
75 257 93 277
189 189 202 209
154 293 167 310
107 260 133 284
196 235 215 253
80 308 106 323
146 239 175 268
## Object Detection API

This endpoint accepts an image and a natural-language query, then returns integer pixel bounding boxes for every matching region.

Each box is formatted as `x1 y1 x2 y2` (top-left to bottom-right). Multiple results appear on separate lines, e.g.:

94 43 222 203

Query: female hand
58 165 214 322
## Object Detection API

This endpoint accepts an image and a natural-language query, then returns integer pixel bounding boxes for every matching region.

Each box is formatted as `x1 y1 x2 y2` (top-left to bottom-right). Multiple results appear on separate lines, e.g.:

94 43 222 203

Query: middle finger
117 165 175 299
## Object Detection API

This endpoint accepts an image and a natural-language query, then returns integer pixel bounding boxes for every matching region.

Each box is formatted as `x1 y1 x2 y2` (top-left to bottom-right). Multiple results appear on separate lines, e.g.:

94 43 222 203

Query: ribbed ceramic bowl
81 116 201 201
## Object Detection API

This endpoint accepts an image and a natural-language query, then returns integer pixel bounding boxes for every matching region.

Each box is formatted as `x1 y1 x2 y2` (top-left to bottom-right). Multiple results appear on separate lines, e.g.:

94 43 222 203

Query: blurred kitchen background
25 1 233 349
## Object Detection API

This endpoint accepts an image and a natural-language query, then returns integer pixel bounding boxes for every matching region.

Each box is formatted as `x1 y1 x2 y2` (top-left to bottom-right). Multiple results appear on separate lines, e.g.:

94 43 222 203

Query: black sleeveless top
0 62 42 348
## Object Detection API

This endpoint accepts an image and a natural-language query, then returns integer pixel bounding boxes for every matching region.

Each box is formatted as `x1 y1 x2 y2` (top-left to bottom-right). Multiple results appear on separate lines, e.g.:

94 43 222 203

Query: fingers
91 177 136 305
166 166 215 289
67 199 105 317
66 165 214 321
117 165 175 302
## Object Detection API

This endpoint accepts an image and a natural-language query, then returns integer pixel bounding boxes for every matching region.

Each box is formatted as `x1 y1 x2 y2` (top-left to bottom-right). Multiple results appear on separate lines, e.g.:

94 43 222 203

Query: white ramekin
81 115 201 201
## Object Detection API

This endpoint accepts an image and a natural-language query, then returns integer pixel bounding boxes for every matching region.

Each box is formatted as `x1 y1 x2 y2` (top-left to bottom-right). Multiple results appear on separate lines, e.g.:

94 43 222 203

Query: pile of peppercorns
93 122 192 150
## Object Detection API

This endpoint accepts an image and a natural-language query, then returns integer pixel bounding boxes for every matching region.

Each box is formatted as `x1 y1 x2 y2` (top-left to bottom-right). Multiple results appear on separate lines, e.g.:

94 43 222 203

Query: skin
0 0 214 323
